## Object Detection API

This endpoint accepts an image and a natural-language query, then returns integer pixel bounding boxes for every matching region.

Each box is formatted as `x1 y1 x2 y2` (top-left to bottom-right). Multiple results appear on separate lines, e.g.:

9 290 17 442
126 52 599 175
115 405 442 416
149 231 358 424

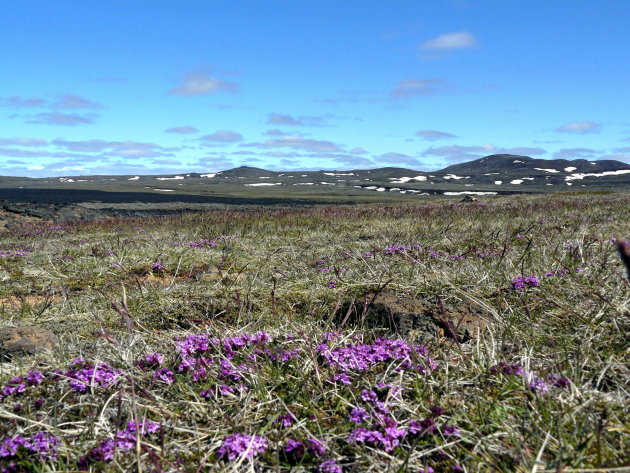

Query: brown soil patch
335 290 492 343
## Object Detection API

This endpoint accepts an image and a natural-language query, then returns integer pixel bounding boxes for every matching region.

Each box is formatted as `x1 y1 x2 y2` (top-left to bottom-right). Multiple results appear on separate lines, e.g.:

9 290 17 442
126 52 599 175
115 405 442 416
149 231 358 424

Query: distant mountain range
2 154 630 201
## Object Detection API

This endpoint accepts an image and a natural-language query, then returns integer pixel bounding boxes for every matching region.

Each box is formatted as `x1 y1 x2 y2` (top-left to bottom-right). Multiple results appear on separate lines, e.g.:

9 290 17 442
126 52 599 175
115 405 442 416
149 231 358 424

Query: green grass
0 193 629 472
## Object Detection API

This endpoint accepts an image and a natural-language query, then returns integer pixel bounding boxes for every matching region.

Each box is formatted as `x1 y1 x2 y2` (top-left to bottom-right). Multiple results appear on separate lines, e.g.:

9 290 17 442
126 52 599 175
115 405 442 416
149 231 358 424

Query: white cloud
200 130 243 143
553 148 598 159
0 137 47 147
26 112 96 126
555 121 601 134
267 113 325 126
421 31 477 50
416 129 457 141
246 136 342 153
391 79 449 99
377 152 423 166
165 126 199 134
51 94 101 109
169 71 238 96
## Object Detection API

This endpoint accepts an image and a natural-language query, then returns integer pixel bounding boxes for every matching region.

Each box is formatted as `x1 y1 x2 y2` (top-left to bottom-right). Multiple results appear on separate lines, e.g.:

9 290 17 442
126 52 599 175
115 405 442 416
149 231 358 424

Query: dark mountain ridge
439 154 630 175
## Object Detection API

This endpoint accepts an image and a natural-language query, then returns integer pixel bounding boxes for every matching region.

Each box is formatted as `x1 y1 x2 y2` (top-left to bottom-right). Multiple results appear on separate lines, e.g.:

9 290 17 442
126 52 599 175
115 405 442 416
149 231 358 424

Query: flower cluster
0 432 59 461
0 371 44 401
63 359 122 392
317 337 437 375
511 275 540 290
490 362 570 394
78 421 161 468
186 239 218 248
217 433 267 461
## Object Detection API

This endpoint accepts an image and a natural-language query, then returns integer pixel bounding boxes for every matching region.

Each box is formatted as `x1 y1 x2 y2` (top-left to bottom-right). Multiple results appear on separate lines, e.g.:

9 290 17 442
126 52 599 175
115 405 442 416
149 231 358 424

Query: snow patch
510 179 523 184
155 189 175 192
200 173 216 178
323 172 355 176
245 183 282 186
534 168 559 173
128 176 141 180
444 174 468 180
156 176 184 181
389 175 427 183
444 191 497 196
494 180 503 185
513 160 524 163
565 169 630 181
564 167 577 172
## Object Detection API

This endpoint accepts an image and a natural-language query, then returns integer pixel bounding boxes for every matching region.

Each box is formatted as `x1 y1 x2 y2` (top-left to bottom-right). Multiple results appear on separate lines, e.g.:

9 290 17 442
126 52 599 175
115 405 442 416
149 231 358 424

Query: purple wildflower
408 418 438 436
512 275 540 290
25 371 44 385
277 413 297 427
349 407 370 424
548 374 570 388
318 459 342 473
284 439 305 459
217 433 267 461
328 280 337 288
153 368 175 384
307 438 327 456
529 376 549 394
442 424 461 437
0 432 59 461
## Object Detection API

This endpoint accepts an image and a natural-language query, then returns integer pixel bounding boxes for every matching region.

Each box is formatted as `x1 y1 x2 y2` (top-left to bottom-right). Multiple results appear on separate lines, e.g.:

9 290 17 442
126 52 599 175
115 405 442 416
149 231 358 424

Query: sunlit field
1 193 628 472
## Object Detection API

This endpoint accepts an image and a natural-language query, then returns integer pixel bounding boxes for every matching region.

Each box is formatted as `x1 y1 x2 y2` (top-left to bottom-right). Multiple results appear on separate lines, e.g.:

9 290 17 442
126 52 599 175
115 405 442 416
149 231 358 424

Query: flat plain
0 192 628 472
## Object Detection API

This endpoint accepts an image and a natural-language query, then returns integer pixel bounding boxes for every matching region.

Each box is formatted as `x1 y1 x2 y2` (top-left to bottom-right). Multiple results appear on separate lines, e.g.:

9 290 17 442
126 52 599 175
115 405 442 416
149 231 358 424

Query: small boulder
460 196 478 203
0 326 57 360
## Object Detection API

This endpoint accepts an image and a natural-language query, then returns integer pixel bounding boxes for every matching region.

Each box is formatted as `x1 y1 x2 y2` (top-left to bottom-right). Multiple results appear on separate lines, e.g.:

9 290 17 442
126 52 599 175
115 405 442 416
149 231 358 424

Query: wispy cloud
249 136 342 153
267 113 326 127
553 148 598 159
52 139 171 158
0 137 48 147
416 129 457 141
422 144 546 163
350 147 368 154
421 31 477 51
555 121 601 134
169 70 238 96
165 126 199 134
200 130 243 143
422 144 497 163
391 79 450 99
376 152 423 166
26 112 96 126
0 96 47 108
51 94 101 109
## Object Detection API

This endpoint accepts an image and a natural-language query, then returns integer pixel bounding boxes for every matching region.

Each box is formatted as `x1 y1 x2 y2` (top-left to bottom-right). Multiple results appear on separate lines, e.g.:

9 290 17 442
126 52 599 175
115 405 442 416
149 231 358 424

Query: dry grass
0 194 628 472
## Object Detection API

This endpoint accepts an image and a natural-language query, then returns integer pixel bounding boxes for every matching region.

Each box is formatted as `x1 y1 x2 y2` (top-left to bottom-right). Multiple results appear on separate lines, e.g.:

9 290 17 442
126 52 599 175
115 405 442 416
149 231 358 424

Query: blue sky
1 0 629 177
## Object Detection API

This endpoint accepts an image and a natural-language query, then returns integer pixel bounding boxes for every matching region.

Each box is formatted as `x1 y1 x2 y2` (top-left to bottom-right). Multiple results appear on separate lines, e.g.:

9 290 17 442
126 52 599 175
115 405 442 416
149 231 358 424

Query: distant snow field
444 191 498 195
323 172 355 176
564 167 577 172
128 176 141 180
510 179 523 184
200 174 216 178
444 174 468 180
156 176 184 181
245 183 282 186
534 168 559 173
389 175 427 183
565 169 630 181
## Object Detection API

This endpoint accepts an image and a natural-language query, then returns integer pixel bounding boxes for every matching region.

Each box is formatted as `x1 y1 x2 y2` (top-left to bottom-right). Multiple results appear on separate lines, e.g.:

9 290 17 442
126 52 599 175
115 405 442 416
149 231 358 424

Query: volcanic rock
0 326 57 360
